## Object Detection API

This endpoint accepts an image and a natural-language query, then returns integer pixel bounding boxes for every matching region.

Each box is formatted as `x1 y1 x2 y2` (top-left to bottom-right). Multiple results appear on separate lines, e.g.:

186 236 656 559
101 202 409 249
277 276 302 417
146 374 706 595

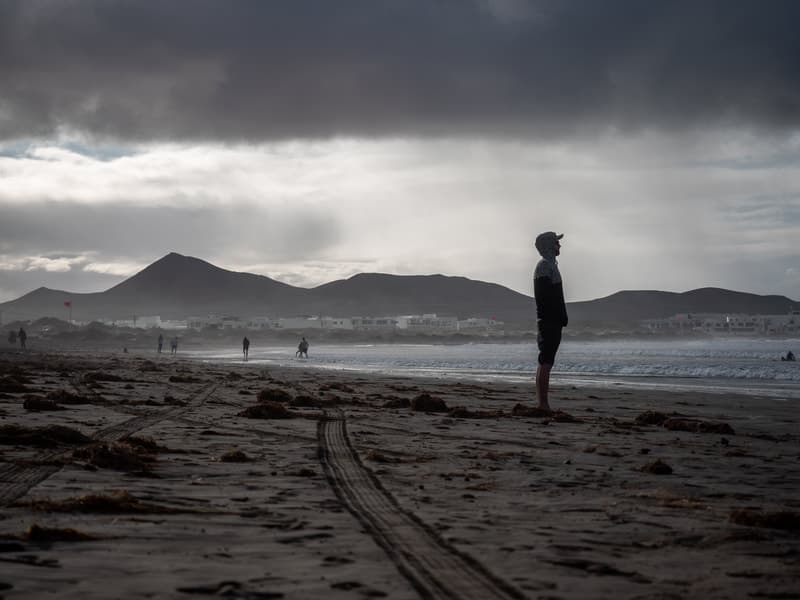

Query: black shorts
537 321 562 365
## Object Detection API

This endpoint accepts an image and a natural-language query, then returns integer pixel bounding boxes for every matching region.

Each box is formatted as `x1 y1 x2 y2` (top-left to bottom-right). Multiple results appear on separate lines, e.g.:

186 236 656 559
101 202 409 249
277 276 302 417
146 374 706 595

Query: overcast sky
1 0 799 304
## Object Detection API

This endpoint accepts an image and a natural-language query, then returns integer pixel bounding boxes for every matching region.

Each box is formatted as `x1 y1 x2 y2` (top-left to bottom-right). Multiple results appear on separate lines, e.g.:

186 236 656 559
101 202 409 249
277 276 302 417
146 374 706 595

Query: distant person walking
157 333 164 354
18 327 27 350
170 336 178 355
243 336 250 361
296 336 309 359
533 231 568 411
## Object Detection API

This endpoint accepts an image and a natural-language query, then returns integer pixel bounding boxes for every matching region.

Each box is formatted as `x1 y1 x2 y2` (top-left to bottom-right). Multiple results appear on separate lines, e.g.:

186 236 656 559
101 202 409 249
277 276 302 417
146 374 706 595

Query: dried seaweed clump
640 459 673 475
635 411 670 425
663 418 735 435
23 395 65 411
239 401 295 419
168 375 203 383
257 387 293 403
73 441 156 474
22 524 97 542
730 509 800 531
219 449 250 463
0 424 91 447
83 371 124 382
448 407 503 419
21 490 180 514
411 393 448 413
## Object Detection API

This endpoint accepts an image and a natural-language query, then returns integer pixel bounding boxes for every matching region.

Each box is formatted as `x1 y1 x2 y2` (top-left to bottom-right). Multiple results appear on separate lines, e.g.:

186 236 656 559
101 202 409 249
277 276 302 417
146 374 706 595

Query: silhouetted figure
533 231 568 411
170 336 178 355
783 350 795 362
243 336 250 361
7 330 16 346
18 327 27 350
157 333 164 354
296 336 309 359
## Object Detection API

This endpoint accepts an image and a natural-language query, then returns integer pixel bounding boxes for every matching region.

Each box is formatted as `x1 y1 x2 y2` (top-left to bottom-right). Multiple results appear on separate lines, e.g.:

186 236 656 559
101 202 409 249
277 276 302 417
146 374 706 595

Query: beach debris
219 449 250 463
729 509 800 531
0 424 91 447
18 524 98 542
511 404 552 418
19 490 184 514
640 459 673 475
138 360 160 371
447 406 503 419
382 397 411 409
635 410 670 425
411 393 448 412
22 395 65 411
239 401 296 419
365 449 402 463
176 581 283 598
257 387 293 403
663 418 735 435
168 374 203 383
72 441 156 474
83 371 124 383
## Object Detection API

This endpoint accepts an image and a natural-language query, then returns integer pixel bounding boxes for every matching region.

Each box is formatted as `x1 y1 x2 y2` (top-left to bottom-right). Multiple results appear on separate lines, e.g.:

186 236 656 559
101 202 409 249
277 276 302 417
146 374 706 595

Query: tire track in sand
318 409 525 600
0 383 217 506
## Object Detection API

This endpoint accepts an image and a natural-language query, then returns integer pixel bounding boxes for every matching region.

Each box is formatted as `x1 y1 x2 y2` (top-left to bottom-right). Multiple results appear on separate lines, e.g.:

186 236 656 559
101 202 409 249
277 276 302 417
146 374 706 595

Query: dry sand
1 348 799 599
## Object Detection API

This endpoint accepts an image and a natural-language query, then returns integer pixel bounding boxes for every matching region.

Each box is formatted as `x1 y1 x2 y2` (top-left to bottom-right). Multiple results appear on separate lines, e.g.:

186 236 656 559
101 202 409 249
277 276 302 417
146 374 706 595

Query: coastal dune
1 348 798 599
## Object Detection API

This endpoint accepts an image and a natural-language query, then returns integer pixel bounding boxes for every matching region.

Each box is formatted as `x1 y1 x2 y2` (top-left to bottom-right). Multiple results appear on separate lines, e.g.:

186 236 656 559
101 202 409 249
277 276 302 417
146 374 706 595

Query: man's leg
536 363 552 411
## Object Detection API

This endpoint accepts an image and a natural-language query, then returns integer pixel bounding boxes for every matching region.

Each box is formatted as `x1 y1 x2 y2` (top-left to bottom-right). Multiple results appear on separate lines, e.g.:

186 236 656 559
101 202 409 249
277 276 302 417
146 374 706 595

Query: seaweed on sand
0 424 91 447
18 490 185 514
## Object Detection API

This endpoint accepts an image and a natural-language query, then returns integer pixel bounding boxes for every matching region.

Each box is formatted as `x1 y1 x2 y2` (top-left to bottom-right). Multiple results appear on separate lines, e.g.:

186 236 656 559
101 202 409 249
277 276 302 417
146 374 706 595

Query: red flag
64 301 72 307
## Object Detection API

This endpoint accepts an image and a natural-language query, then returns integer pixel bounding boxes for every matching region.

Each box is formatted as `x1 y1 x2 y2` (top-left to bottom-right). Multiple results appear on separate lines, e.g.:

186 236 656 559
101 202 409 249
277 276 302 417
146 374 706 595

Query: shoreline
1 349 799 598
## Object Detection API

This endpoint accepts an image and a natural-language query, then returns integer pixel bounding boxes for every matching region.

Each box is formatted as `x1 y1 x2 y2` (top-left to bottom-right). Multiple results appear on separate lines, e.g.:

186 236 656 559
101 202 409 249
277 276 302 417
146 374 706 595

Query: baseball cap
535 231 564 253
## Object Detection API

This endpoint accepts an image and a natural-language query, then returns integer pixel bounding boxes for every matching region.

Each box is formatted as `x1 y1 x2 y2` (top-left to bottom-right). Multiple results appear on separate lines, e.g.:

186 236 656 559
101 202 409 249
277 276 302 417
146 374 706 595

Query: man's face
554 240 561 256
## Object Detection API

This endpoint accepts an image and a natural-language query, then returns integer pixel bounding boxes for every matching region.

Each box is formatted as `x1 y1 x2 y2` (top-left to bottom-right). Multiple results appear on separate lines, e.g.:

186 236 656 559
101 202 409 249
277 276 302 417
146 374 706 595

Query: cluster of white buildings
99 313 503 334
186 313 503 334
641 312 800 336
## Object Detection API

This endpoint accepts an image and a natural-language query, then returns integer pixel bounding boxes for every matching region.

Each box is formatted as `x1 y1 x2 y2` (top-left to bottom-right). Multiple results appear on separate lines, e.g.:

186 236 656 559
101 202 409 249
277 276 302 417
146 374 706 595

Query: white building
277 316 323 330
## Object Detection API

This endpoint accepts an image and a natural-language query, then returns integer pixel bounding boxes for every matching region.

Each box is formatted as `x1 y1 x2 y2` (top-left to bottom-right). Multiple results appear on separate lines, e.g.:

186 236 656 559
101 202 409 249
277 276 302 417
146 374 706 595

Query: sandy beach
1 347 799 599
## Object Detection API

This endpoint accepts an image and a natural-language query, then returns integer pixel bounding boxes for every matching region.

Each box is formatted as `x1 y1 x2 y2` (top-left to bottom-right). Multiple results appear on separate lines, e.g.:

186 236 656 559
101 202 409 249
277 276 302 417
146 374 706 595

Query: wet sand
1 348 799 599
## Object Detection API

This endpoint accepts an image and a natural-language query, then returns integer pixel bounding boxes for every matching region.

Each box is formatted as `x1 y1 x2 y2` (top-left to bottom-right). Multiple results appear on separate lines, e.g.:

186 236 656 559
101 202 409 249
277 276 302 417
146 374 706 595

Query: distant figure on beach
18 327 27 350
533 231 568 411
170 336 178 355
7 330 16 346
157 333 164 354
242 336 250 361
783 350 796 362
296 336 309 358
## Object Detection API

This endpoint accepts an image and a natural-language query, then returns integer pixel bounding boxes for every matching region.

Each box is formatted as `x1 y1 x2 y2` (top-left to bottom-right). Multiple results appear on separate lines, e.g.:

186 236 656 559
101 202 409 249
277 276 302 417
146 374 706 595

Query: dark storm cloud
2 0 799 142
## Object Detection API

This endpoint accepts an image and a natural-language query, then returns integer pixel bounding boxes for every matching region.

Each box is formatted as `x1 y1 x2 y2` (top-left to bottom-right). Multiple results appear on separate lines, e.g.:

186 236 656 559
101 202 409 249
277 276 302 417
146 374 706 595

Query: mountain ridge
1 253 797 325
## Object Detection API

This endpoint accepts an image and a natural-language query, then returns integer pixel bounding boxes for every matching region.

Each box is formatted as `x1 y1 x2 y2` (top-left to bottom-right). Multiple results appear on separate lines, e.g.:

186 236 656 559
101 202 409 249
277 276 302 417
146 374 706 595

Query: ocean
185 338 800 401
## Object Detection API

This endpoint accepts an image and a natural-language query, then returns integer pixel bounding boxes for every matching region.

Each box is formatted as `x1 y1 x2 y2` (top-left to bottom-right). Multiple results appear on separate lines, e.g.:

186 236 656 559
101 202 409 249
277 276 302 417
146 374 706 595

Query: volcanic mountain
1 253 797 325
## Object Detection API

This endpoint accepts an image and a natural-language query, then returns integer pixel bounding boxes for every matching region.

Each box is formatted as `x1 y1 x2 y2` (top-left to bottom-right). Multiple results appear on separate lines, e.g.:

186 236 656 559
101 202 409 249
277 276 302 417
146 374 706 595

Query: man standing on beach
533 231 568 411
242 336 250 361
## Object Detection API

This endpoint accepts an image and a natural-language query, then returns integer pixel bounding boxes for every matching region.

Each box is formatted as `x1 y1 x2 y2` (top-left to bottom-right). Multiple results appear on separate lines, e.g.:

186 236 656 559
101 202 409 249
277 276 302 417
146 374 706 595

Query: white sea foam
187 338 800 399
